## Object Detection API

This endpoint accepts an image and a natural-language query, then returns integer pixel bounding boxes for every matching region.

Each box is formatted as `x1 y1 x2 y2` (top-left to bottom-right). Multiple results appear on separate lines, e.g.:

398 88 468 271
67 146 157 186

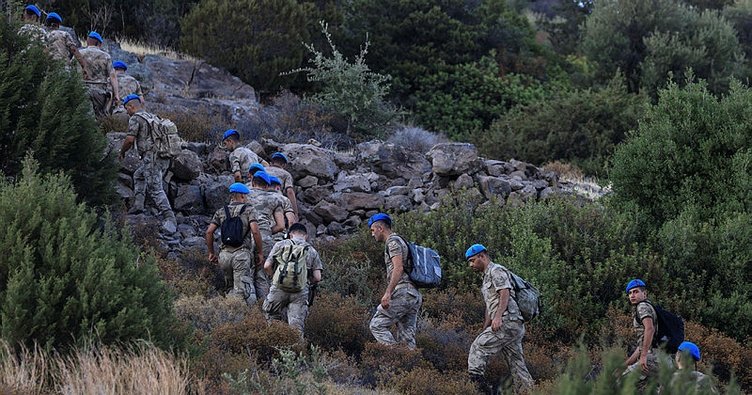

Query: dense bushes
0 158 183 351
0 21 116 206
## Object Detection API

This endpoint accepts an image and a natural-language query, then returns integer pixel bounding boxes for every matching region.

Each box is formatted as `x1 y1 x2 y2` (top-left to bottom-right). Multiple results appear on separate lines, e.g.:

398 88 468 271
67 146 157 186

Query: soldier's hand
640 355 648 374
208 252 218 263
491 316 502 331
380 293 391 309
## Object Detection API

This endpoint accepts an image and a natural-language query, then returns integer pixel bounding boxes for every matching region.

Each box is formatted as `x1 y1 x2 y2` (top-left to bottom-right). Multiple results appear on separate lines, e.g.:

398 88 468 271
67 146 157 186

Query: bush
479 76 645 176
173 295 250 333
391 367 477 395
359 343 428 388
316 232 385 307
305 291 371 356
0 20 116 206
0 158 183 351
386 126 448 154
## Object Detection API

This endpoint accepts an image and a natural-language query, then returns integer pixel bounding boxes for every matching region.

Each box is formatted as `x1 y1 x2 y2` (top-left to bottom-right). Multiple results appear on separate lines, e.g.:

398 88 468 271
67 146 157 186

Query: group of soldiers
18 5 143 118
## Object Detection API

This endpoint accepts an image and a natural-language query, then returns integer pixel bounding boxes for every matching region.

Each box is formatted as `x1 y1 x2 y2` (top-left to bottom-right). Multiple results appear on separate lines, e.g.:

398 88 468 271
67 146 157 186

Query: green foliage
479 76 645 175
582 0 745 95
293 22 399 138
180 0 310 94
413 57 547 139
0 158 183 351
0 20 116 206
723 0 752 61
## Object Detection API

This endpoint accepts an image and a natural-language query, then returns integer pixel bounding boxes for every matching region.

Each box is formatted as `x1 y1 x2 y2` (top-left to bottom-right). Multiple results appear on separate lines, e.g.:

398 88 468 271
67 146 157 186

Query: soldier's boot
469 374 494 395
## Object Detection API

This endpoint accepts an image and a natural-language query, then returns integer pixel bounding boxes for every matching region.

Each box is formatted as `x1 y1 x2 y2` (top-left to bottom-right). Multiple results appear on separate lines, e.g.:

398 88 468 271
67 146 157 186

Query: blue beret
248 163 265 174
122 94 141 105
625 279 646 294
677 341 701 361
367 213 392 228
46 12 62 23
222 129 239 141
465 244 487 260
113 60 127 70
271 152 289 162
228 182 250 194
252 171 272 185
88 31 103 43
269 175 282 186
25 5 41 16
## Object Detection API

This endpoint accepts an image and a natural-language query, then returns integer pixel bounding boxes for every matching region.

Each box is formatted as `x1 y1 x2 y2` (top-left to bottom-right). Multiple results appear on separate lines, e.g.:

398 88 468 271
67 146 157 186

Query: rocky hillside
104 42 609 258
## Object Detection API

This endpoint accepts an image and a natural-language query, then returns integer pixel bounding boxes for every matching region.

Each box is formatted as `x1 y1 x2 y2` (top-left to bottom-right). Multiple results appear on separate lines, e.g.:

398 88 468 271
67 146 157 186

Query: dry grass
0 342 48 395
118 39 196 62
543 160 612 200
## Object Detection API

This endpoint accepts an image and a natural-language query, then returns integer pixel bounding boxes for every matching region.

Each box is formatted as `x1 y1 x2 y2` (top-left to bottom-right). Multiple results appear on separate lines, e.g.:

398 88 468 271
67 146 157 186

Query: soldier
669 341 718 393
79 31 118 118
465 244 533 395
265 152 298 217
118 94 177 233
367 213 422 350
44 12 89 77
18 5 47 45
268 175 297 241
112 60 142 114
247 171 286 300
205 182 264 306
262 222 323 336
223 129 262 182
621 279 675 389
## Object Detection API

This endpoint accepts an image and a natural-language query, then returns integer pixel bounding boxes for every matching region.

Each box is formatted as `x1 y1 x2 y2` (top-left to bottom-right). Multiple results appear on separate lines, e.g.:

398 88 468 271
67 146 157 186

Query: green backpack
272 242 310 293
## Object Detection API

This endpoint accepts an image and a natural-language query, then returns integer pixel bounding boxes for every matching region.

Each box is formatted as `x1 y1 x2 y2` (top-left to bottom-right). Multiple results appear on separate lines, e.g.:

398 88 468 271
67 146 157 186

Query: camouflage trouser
84 83 112 118
133 156 175 221
263 285 309 336
622 349 673 386
219 248 256 306
369 286 422 349
468 319 534 394
254 234 275 301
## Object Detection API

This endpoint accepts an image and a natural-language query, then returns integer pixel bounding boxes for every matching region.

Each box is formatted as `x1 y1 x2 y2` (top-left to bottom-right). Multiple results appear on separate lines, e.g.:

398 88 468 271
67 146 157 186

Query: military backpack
635 301 685 354
504 268 541 322
220 205 248 248
134 112 184 158
272 242 310 293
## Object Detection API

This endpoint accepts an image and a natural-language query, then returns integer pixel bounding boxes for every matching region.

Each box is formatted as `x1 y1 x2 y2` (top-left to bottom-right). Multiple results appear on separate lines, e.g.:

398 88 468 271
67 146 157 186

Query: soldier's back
248 189 281 234
79 47 111 83
117 73 142 97
46 29 77 61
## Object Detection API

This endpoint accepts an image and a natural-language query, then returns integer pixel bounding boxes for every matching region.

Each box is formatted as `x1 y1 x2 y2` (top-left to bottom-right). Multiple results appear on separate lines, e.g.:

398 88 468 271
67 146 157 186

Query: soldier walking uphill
118 94 177 233
265 152 298 218
18 5 47 45
246 171 286 300
670 341 718 394
465 244 533 395
268 175 297 240
205 183 264 306
263 223 323 336
112 61 142 113
79 31 119 118
223 129 262 182
367 213 422 350
44 12 89 77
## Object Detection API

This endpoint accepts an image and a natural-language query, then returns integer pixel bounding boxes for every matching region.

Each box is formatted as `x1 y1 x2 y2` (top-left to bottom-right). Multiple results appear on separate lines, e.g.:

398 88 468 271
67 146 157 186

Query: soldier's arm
285 187 298 217
110 68 120 103
381 253 403 309
639 317 655 370
250 221 263 267
205 223 218 263
271 208 285 233
119 135 135 160
70 47 90 79
492 288 509 331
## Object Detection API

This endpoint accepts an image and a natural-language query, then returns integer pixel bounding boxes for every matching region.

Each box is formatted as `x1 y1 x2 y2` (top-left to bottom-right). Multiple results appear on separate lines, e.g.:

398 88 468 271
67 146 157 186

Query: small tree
0 157 184 351
291 21 398 138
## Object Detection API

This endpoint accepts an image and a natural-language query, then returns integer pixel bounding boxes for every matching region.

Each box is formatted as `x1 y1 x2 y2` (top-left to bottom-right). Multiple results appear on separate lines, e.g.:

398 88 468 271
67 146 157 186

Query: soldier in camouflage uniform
246 171 286 300
268 175 297 241
622 279 673 385
222 129 263 182
118 94 177 233
18 5 47 46
44 13 89 77
79 32 118 118
669 341 718 394
465 244 533 395
205 182 264 306
367 213 422 349
263 223 323 336
266 152 298 217
112 61 142 114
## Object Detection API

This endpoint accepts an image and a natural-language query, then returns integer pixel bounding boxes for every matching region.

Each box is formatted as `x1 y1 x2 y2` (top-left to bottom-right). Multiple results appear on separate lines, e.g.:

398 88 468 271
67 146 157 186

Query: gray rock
485 160 510 177
334 173 371 193
532 180 549 191
298 175 319 188
302 185 333 205
340 192 385 211
170 149 203 181
282 143 339 180
539 187 556 200
316 224 327 236
174 184 204 214
453 173 475 190
202 174 234 213
508 178 525 191
182 236 206 249
510 170 527 180
343 216 362 228
356 141 431 179
478 176 512 200
411 188 426 204
427 143 482 176
385 185 411 196
327 221 346 236
208 146 229 173
334 151 357 170
313 201 349 223
385 195 413 213
116 176 133 200
183 142 209 156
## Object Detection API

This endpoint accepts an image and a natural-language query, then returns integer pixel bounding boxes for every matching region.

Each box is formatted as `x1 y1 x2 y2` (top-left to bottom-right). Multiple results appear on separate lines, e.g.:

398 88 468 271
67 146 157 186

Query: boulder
174 184 204 214
202 174 234 213
298 175 319 188
327 221 346 236
385 185 411 196
282 143 339 180
334 173 371 193
339 192 385 211
208 146 229 173
302 185 334 205
453 173 475 190
356 141 431 179
427 143 482 176
477 176 512 200
313 201 349 223
385 195 413 213
170 149 203 181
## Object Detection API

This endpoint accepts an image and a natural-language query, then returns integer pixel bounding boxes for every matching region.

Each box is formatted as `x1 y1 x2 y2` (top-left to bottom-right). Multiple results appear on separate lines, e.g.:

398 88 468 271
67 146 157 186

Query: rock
385 195 413 213
247 140 264 156
183 142 209 156
411 188 426 204
340 192 385 211
313 201 349 223
453 173 475 190
174 184 204 214
327 221 346 236
170 149 203 181
208 146 228 173
427 143 482 176
510 170 527 180
334 151 357 170
202 174 234 213
343 216 362 228
316 224 327 236
532 180 549 191
356 141 431 179
539 187 556 200
385 185 411 196
298 175 319 188
116 175 133 200
485 160 510 177
282 143 339 180
302 185 334 205
477 176 512 200
334 173 371 193
508 178 525 191
304 209 325 227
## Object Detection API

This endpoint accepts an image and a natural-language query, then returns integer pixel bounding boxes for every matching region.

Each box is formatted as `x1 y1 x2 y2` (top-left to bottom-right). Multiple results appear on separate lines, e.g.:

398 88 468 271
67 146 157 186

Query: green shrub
305 291 371 356
0 20 116 206
390 367 477 395
316 232 385 307
0 158 182 351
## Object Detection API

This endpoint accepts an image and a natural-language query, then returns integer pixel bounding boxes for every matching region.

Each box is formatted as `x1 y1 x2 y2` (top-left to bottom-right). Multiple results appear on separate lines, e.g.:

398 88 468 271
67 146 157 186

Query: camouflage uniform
113 73 142 114
266 165 294 193
271 193 295 242
79 46 114 117
18 24 48 47
669 370 718 394
210 202 259 305
622 301 673 380
262 238 323 334
128 110 176 222
369 233 423 349
468 262 534 394
46 29 78 63
229 146 261 181
245 188 284 300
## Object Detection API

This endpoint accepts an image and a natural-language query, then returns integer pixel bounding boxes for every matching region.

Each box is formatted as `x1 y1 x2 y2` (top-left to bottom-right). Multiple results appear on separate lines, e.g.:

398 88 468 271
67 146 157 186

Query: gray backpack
505 269 541 322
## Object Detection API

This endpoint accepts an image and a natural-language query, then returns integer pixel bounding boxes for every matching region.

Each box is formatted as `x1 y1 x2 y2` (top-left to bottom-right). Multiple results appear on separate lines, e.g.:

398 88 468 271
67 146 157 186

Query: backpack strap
224 205 231 219
634 300 656 324
395 235 413 273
